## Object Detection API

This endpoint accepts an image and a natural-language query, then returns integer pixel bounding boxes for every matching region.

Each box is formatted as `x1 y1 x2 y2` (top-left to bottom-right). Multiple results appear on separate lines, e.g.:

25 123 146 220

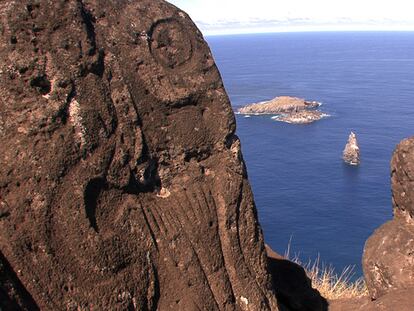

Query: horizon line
203 28 414 37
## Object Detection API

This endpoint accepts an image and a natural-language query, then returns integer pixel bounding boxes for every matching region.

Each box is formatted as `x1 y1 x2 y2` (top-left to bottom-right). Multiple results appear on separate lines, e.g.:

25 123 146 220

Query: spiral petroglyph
149 18 194 70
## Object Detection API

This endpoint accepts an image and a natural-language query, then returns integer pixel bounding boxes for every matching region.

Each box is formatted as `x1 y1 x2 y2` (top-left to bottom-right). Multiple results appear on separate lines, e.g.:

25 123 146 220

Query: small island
237 96 328 124
343 131 360 165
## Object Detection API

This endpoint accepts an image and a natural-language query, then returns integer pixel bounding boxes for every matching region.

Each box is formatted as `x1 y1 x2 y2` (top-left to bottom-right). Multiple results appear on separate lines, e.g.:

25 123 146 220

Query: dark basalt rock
0 1 278 309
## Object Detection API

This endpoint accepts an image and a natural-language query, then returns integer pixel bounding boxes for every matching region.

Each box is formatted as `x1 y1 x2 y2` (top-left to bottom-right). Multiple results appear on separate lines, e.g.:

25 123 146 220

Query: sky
168 0 414 35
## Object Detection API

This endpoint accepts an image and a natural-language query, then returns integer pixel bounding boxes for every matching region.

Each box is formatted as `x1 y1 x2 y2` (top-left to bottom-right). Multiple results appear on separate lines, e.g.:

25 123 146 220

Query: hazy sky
168 0 414 35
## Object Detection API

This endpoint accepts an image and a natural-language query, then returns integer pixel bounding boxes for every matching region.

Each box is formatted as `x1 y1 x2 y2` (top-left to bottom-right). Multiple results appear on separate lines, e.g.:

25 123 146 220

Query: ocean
206 32 414 277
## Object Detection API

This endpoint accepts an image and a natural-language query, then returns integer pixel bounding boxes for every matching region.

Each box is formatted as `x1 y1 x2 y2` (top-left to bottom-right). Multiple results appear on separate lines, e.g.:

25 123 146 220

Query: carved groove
84 178 106 232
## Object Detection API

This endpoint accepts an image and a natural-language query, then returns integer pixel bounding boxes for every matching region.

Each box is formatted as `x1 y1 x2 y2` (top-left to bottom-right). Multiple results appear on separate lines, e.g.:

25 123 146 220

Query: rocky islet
343 132 360 165
237 95 328 124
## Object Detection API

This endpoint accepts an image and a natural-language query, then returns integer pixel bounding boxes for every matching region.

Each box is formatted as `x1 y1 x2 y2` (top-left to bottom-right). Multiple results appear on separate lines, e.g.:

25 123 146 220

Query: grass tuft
284 243 368 300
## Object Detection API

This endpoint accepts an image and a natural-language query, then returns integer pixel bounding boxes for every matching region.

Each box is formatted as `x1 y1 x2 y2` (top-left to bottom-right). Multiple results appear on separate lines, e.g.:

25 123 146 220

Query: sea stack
343 132 360 165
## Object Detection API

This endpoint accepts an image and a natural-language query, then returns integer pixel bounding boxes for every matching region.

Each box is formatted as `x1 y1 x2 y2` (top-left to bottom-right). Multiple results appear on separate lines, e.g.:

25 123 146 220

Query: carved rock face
0 0 278 310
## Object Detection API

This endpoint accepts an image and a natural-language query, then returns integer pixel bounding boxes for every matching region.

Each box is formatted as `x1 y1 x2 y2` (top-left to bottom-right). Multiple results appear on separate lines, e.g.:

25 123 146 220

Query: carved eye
149 19 193 69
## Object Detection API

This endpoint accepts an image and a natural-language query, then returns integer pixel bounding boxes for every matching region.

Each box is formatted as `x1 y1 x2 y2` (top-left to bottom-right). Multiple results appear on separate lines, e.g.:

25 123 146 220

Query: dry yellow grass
284 244 368 300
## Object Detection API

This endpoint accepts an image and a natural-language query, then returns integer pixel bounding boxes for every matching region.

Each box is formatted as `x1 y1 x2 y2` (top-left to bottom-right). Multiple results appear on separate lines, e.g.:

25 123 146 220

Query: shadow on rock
266 245 328 311
0 251 39 311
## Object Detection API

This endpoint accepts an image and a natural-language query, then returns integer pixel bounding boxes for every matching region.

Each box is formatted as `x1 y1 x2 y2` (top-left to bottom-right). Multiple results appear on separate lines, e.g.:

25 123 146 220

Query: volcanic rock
0 250 39 310
0 1 278 310
329 287 414 311
390 136 414 220
362 136 414 300
238 96 320 115
363 219 414 300
342 132 360 165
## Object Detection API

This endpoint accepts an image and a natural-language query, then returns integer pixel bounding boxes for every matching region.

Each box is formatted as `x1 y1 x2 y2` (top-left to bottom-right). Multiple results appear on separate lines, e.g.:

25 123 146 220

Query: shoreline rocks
272 110 327 124
343 132 360 165
237 96 328 124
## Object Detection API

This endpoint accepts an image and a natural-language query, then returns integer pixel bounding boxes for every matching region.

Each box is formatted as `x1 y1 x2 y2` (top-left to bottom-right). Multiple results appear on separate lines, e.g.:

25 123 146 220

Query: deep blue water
206 32 414 277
